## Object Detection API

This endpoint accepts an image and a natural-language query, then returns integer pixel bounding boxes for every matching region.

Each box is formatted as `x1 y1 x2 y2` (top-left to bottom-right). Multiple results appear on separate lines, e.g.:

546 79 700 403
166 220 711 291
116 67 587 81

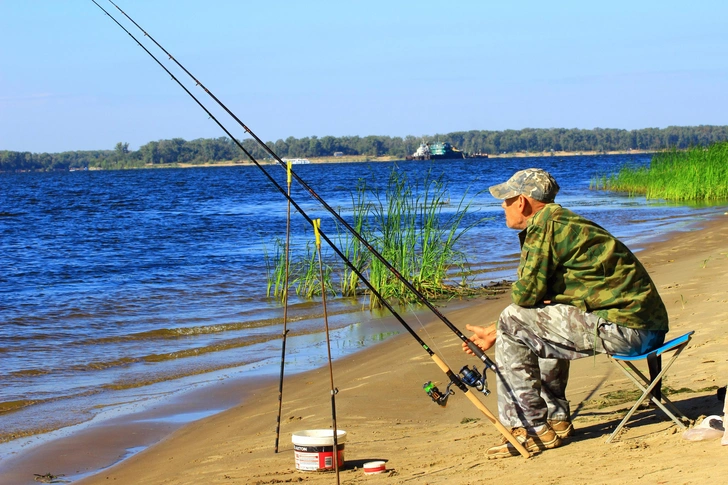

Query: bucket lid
363 461 387 474
292 429 347 446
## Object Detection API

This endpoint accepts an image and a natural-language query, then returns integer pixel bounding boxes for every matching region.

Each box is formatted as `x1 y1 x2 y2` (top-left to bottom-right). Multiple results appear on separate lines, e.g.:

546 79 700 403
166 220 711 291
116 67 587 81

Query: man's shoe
548 419 575 439
486 426 561 459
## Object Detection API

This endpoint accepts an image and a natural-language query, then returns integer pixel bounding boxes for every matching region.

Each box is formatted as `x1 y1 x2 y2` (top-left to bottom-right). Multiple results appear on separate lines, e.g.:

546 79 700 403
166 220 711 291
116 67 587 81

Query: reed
290 241 335 298
266 239 334 299
344 168 486 308
267 167 488 309
335 180 369 298
263 238 287 299
592 142 728 201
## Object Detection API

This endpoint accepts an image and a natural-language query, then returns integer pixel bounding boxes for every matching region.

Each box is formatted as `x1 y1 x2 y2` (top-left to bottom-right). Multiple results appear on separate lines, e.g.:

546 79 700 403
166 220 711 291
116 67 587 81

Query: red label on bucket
292 430 347 472
293 444 345 471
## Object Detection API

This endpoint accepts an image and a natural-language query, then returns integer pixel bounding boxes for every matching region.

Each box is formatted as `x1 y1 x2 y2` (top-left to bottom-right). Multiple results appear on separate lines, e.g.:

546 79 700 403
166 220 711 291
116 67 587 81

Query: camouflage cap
488 168 560 202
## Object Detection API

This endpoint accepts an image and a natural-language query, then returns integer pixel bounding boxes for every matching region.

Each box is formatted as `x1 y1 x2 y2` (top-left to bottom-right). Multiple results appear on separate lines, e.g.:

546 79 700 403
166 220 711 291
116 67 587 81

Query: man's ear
519 195 538 217
517 194 528 213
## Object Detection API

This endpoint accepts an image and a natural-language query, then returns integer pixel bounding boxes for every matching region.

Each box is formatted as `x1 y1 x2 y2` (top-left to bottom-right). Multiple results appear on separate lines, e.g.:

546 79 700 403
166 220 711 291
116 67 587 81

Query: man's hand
461 323 497 355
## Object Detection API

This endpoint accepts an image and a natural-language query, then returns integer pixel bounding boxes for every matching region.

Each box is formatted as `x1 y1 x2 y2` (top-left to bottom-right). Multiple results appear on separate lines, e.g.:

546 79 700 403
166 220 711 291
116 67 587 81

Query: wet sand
3 214 728 484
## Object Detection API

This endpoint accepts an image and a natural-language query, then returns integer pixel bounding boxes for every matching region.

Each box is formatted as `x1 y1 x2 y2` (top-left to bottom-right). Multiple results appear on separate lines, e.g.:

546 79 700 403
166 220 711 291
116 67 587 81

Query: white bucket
292 429 347 472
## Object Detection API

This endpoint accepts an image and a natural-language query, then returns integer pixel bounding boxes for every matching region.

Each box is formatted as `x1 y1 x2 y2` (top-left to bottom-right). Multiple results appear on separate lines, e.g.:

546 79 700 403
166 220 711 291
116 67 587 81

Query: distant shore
6 150 657 172
169 149 656 169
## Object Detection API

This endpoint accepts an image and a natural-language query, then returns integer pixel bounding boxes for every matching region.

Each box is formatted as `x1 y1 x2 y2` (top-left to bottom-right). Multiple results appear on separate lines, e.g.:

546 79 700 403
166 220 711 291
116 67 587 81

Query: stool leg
606 361 663 443
607 347 690 443
647 356 662 402
648 352 689 421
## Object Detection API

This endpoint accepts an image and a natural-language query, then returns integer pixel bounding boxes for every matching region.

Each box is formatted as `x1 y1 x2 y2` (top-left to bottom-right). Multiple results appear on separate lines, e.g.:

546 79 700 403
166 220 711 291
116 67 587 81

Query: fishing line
89 0 431 397
101 0 497 373
92 1 529 457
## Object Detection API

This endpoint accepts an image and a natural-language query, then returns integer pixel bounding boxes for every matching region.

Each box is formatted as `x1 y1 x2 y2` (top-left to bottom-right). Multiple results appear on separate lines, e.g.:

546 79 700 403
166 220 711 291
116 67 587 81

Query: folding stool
605 330 694 443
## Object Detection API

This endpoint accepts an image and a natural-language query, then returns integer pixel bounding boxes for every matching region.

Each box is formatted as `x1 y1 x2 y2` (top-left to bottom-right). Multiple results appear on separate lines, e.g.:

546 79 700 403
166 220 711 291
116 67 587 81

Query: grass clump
592 141 728 201
362 169 486 308
265 239 334 299
266 167 490 309
264 238 287 299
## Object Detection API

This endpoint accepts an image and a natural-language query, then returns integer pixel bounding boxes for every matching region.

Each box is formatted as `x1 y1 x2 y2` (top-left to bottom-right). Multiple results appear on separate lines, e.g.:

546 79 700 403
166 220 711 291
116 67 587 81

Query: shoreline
165 150 657 168
0 304 431 483
2 211 727 484
2 150 655 172
78 212 727 484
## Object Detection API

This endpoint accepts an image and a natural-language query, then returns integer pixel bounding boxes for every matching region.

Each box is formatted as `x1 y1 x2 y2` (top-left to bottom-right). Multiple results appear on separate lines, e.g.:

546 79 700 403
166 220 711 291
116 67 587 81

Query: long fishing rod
89 2 433 350
104 0 497 374
92 2 529 458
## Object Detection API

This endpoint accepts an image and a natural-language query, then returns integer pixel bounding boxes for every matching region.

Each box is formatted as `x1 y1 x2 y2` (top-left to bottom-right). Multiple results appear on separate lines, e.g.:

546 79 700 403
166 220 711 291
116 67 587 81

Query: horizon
2 124 723 156
2 1 727 153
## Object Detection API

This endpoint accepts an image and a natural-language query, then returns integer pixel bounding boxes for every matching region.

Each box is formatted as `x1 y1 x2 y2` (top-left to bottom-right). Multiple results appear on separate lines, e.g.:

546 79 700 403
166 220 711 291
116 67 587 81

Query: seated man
463 168 668 458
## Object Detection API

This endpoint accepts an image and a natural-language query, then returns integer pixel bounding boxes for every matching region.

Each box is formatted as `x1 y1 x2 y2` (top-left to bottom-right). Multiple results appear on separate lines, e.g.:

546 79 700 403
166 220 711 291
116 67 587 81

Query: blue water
0 155 724 442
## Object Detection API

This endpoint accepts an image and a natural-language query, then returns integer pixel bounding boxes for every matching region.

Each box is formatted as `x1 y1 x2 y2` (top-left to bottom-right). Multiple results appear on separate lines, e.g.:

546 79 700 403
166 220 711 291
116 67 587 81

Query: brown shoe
548 419 575 439
486 426 561 459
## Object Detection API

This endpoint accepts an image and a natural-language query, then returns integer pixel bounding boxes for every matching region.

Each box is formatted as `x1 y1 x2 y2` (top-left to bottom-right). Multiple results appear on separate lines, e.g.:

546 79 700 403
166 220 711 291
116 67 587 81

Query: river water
0 154 724 448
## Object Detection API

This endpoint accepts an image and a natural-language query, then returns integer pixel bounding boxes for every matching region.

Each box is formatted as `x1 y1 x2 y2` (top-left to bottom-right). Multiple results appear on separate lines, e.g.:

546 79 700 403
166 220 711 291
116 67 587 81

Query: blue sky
1 1 726 153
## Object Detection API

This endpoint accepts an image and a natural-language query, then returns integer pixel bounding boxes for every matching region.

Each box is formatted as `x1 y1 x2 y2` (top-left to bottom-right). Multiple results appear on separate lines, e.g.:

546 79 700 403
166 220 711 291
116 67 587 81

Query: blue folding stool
605 330 694 443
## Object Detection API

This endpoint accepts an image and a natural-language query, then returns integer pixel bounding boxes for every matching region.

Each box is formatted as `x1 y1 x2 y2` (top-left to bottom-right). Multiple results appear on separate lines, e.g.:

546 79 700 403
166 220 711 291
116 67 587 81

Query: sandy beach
3 214 728 484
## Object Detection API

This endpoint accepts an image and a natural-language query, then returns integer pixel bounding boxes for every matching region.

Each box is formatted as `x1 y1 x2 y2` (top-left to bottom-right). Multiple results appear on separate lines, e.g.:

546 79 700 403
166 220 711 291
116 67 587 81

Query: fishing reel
423 364 490 406
423 380 455 406
458 365 490 395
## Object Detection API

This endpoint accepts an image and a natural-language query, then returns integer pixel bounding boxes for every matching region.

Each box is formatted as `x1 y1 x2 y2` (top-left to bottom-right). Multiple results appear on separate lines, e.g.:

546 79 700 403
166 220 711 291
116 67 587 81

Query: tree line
3 125 728 172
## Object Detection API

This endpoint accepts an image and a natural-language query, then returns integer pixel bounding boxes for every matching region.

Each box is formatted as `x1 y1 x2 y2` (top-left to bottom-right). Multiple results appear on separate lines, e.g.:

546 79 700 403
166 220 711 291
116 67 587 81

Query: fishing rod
91 1 529 458
273 162 294 454
103 0 497 374
314 219 341 482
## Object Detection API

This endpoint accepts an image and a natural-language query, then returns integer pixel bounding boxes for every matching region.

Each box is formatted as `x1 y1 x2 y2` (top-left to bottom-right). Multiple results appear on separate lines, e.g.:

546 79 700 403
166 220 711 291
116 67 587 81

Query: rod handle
465 341 498 371
429 354 530 459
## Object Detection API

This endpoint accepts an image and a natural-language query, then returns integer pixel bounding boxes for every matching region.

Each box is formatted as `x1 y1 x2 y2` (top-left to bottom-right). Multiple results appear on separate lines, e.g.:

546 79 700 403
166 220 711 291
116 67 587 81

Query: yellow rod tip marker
313 219 321 248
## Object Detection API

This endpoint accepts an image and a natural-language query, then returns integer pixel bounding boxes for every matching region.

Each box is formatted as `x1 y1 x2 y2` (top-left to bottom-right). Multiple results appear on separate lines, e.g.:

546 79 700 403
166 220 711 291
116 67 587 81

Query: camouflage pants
496 303 666 428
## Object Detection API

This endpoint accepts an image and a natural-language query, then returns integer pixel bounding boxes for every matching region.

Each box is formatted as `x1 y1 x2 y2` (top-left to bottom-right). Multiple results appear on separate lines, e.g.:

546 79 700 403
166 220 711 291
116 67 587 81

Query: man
463 168 668 458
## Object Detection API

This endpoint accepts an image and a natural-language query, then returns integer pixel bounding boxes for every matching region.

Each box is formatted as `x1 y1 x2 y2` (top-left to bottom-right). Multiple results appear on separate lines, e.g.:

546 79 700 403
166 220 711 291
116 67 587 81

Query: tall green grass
291 241 334 298
266 238 334 299
365 169 482 308
592 142 728 201
336 180 368 298
264 237 287 299
266 167 490 309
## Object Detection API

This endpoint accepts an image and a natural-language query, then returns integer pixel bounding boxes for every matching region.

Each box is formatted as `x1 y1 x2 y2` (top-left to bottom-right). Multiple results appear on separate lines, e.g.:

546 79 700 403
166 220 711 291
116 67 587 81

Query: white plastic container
363 460 387 475
683 415 724 441
292 429 347 471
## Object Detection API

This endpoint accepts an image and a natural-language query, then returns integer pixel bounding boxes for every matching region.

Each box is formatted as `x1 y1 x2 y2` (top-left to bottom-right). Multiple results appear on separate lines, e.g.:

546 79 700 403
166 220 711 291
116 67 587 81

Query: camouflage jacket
512 204 668 331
